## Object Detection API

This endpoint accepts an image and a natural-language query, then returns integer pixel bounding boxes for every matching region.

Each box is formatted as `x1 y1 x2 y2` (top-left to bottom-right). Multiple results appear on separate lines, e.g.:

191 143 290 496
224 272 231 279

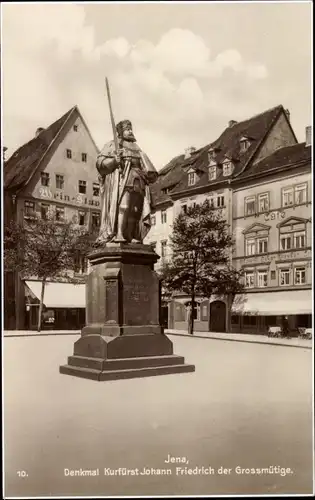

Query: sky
1 1 312 169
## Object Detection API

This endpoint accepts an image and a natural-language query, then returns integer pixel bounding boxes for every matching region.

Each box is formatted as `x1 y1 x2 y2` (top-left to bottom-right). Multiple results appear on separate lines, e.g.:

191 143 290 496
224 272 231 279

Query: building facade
4 106 100 330
145 105 312 333
231 134 312 334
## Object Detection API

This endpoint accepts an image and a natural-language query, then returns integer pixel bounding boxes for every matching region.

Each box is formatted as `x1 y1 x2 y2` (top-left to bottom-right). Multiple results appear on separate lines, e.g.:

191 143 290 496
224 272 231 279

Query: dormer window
208 166 217 181
188 172 196 186
240 136 251 153
223 160 234 176
208 147 220 163
208 148 216 161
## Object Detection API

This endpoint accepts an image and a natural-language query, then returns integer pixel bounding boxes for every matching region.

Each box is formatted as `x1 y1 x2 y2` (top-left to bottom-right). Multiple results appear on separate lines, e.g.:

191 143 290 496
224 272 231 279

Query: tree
158 199 244 335
4 212 94 332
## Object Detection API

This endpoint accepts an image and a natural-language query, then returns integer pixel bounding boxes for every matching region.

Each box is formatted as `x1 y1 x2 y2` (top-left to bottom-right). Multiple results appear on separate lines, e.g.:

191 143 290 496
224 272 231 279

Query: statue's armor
96 134 157 244
120 141 147 193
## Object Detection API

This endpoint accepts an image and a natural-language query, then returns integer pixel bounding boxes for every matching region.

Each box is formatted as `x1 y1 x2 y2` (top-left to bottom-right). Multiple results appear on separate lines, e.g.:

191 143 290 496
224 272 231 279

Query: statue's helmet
116 120 132 137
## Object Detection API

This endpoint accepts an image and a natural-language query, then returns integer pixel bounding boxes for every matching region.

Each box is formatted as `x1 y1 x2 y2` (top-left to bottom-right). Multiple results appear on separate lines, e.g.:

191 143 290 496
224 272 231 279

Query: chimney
35 127 45 137
285 109 290 122
3 146 8 162
228 120 237 128
305 126 312 147
184 146 196 159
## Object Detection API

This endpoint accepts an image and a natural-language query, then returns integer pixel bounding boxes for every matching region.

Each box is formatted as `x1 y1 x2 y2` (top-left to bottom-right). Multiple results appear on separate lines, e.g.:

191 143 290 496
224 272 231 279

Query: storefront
231 289 312 334
168 296 229 332
24 281 86 331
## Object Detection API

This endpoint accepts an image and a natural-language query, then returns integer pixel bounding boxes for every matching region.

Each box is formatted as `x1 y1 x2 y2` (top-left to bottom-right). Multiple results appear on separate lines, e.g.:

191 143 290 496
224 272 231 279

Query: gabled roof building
145 105 312 335
4 106 100 331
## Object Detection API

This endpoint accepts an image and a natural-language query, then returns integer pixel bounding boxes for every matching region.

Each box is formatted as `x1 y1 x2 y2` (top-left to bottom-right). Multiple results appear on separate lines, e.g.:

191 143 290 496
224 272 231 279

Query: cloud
152 29 211 76
3 4 98 61
100 38 130 59
128 29 267 81
246 63 268 80
2 4 270 168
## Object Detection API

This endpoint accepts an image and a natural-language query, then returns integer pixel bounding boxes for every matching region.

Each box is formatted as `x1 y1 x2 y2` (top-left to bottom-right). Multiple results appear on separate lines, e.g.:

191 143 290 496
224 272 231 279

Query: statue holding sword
96 78 158 244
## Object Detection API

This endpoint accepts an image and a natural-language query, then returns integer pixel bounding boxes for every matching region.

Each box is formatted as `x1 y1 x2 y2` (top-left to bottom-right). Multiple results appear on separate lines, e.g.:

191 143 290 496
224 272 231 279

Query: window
282 184 307 207
231 315 240 325
161 240 167 258
223 162 232 176
280 268 290 286
151 214 156 225
81 153 87 163
295 184 307 205
282 187 293 207
150 242 157 252
91 212 100 229
73 125 78 132
294 267 306 285
188 172 196 186
271 270 276 280
181 205 187 214
189 303 200 321
24 200 35 217
41 172 50 187
93 183 100 197
78 211 86 226
161 210 167 224
78 180 87 194
257 237 268 254
74 254 87 274
40 203 49 220
245 196 256 216
243 315 257 326
245 271 255 288
217 195 224 207
55 206 65 222
209 198 214 208
294 231 306 249
280 234 291 250
258 193 269 213
240 139 250 152
208 149 215 160
257 270 268 288
66 149 72 159
56 174 64 190
208 166 217 181
280 230 305 250
246 238 256 256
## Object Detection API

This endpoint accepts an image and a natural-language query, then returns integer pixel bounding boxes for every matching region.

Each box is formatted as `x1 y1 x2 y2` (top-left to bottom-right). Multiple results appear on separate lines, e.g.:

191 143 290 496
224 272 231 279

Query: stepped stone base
59 243 195 382
60 353 195 381
59 333 195 381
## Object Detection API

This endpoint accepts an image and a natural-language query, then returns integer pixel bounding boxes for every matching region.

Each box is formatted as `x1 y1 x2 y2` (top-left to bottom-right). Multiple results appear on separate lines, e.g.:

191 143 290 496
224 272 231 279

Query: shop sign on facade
264 210 286 221
38 187 100 207
243 248 311 265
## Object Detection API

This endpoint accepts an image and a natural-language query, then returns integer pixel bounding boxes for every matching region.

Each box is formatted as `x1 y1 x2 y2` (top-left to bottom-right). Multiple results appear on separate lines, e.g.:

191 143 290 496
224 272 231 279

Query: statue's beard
121 132 136 142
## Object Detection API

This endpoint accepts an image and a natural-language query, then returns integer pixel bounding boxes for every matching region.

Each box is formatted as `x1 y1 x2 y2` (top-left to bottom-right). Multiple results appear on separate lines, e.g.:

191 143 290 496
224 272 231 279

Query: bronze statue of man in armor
96 119 158 244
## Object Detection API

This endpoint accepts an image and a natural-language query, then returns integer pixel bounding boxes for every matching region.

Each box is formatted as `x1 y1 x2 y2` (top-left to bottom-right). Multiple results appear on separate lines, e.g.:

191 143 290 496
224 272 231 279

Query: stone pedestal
59 243 195 381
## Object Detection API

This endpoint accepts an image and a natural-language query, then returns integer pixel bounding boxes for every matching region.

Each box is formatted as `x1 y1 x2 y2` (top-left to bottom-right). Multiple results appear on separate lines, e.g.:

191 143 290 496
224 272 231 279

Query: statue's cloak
97 140 158 242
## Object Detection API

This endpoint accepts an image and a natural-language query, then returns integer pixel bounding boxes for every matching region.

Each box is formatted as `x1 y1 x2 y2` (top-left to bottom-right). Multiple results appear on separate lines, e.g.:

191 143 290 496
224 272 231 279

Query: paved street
3 334 313 497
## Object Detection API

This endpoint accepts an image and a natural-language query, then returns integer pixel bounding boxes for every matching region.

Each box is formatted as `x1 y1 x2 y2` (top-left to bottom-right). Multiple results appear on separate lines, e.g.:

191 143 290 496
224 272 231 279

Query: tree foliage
158 199 244 334
4 212 95 331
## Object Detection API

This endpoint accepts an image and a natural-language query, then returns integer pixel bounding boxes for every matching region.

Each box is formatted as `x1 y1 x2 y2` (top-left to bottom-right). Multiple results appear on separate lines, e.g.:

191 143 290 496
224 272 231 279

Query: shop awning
25 281 85 308
232 290 312 316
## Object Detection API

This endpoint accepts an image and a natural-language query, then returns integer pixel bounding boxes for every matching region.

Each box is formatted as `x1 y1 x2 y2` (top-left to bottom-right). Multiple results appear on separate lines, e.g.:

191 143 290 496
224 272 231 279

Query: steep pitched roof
236 142 311 181
150 105 288 204
151 154 185 207
4 106 77 191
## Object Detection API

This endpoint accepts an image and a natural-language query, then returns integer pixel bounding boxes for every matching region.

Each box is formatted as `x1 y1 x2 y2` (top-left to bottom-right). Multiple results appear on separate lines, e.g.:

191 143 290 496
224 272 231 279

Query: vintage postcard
2 1 313 498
